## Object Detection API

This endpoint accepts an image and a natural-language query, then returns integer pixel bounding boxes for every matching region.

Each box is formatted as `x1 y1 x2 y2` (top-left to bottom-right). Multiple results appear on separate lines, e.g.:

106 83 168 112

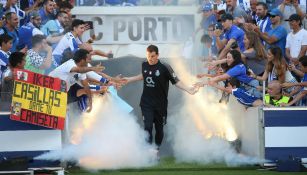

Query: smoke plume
166 57 265 166
36 93 157 170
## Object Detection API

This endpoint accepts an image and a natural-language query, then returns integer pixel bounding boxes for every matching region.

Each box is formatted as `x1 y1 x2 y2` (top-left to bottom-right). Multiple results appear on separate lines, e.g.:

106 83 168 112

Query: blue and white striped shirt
257 15 272 33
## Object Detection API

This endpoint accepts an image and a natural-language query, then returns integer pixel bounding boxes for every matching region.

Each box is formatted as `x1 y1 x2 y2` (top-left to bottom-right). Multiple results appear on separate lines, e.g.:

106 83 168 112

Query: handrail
262 80 266 105
75 0 201 6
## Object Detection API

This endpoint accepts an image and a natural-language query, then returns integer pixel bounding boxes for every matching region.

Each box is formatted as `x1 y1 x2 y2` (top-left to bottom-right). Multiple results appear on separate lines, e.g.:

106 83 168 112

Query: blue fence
0 112 61 168
263 108 307 162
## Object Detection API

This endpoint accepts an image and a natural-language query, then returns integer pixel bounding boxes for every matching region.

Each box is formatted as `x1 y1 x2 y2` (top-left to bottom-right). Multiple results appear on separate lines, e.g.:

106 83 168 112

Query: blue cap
268 8 283 18
202 3 212 12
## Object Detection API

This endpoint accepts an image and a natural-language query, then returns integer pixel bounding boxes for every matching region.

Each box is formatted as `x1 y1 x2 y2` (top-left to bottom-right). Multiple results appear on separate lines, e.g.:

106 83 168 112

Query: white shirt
237 0 250 13
216 2 226 11
0 58 6 84
55 20 64 33
49 59 86 90
0 2 26 20
0 50 10 81
77 63 105 87
286 28 307 59
0 0 6 5
77 71 103 87
1 67 12 85
52 32 82 56
26 22 44 36
0 49 10 62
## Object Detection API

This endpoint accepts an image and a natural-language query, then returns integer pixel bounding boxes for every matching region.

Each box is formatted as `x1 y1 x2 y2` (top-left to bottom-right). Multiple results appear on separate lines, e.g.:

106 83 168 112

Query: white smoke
36 93 158 170
166 56 265 166
35 49 265 169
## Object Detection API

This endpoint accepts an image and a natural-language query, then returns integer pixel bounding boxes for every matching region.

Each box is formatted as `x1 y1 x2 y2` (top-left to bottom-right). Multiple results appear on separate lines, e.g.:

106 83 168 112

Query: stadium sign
11 69 67 130
79 15 195 44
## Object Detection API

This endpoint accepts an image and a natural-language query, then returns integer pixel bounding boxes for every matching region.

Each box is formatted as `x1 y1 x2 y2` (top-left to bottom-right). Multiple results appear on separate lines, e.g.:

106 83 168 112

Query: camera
230 41 238 49
107 53 113 59
215 23 223 30
85 21 94 29
213 4 217 11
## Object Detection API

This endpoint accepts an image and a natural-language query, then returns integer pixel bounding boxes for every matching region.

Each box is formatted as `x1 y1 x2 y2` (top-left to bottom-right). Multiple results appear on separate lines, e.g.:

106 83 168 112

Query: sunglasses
270 15 277 18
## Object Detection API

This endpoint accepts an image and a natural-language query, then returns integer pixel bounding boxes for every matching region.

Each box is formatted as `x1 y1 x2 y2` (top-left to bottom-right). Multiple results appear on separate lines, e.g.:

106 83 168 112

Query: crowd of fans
0 0 120 111
196 0 307 107
76 0 204 6
0 0 306 110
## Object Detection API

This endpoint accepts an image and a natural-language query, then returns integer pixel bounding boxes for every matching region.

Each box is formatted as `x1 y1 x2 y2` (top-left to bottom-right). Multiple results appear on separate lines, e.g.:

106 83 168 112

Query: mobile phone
213 4 217 11
215 23 223 30
107 53 113 59
230 41 238 49
85 21 94 29
71 15 76 18
252 19 257 25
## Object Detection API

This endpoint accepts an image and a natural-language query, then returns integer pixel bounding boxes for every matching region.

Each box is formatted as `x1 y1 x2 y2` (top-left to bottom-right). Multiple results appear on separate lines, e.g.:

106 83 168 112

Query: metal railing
75 0 201 6
0 92 12 112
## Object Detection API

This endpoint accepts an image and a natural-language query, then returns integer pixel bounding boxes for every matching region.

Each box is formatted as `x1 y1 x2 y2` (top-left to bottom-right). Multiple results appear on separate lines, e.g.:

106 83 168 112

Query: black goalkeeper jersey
140 60 179 109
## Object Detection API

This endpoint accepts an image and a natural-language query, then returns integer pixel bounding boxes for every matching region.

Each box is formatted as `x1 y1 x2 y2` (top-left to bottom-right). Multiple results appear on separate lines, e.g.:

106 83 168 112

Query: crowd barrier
0 111 62 170
241 106 307 170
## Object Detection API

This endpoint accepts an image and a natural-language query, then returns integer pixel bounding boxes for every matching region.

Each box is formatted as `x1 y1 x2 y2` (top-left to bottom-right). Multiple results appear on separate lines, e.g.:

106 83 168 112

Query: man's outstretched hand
187 86 200 95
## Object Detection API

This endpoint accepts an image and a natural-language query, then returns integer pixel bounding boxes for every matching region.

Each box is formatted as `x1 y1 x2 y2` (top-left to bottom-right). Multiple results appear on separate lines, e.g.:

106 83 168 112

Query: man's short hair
220 13 234 22
43 0 53 5
58 1 74 10
201 34 212 44
56 11 68 19
147 45 159 54
32 35 46 47
9 52 25 68
0 34 13 45
71 19 85 30
73 49 89 63
4 12 16 21
256 2 268 10
228 77 240 88
299 55 307 67
208 24 215 29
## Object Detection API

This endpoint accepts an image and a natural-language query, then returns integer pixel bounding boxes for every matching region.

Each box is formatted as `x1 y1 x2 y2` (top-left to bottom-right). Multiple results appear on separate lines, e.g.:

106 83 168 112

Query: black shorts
67 83 83 103
141 106 167 125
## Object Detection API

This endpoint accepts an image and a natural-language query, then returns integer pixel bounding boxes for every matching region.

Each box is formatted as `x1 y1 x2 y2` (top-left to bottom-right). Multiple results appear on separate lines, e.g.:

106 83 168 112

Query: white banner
77 15 195 44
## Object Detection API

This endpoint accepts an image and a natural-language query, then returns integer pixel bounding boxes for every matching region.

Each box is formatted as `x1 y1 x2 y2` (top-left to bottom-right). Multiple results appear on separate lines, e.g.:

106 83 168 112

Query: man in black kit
124 45 198 150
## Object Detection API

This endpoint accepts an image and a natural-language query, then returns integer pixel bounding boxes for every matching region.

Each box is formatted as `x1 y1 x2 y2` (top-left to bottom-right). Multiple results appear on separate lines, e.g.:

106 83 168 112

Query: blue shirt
18 25 34 49
211 37 218 56
0 50 10 82
39 8 55 26
224 25 245 51
232 88 259 106
0 50 9 66
125 0 138 5
302 73 307 82
226 64 254 83
302 73 307 92
202 14 217 31
0 26 19 52
257 15 272 33
105 0 122 5
267 25 287 56
41 19 63 36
